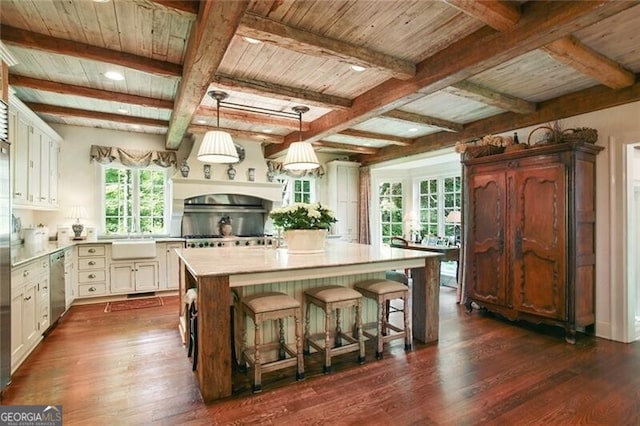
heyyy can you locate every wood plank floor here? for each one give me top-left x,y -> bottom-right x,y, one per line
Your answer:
2,287 -> 640,425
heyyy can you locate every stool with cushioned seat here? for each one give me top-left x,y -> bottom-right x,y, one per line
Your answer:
304,285 -> 365,373
354,278 -> 412,359
239,292 -> 305,393
184,288 -> 198,371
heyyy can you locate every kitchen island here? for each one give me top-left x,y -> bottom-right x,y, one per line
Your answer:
176,240 -> 442,403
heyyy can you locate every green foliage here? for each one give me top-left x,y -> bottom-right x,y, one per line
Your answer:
269,202 -> 337,230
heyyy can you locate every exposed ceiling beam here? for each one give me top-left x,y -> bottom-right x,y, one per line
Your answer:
312,141 -> 378,155
237,12 -> 415,80
150,0 -> 200,15
195,105 -> 308,131
165,0 -> 249,150
355,75 -> 640,165
338,129 -> 412,146
264,0 -> 635,159
443,0 -> 521,31
381,110 -> 464,132
25,102 -> 168,128
542,35 -> 636,90
188,124 -> 284,145
9,75 -> 173,110
213,73 -> 352,110
444,81 -> 537,114
0,25 -> 182,78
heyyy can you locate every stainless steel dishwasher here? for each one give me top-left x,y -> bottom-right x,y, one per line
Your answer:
49,251 -> 66,324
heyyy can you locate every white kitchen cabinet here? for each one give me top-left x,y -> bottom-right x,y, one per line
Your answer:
76,244 -> 108,298
9,95 -> 62,210
163,242 -> 183,290
11,257 -> 50,373
326,160 -> 360,242
109,261 -> 159,293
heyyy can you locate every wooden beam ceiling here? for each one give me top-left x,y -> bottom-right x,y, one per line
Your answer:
165,0 -> 249,150
355,75 -> 640,165
264,0 -> 636,160
312,141 -> 378,155
187,124 -> 284,145
212,73 -> 352,110
542,36 -> 636,90
237,12 -> 416,81
0,25 -> 182,78
25,102 -> 168,128
151,0 -> 200,15
444,81 -> 537,114
337,129 -> 413,146
9,75 -> 173,110
381,110 -> 464,132
195,104 -> 307,131
442,0 -> 521,31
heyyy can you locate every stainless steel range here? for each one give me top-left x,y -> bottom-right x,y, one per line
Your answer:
183,234 -> 275,248
181,194 -> 276,248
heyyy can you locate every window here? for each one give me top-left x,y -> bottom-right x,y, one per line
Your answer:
379,181 -> 403,245
103,166 -> 168,235
281,178 -> 314,206
417,175 -> 461,240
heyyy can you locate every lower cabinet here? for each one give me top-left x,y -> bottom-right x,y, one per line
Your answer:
109,261 -> 159,293
11,257 -> 50,373
163,242 -> 183,290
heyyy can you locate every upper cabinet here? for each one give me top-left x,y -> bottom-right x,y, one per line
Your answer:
326,160 -> 360,243
9,95 -> 62,210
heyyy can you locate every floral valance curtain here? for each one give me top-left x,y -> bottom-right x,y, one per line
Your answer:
90,145 -> 177,168
267,160 -> 325,178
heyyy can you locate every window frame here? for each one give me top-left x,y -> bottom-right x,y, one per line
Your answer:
280,176 -> 316,206
377,180 -> 404,246
414,173 -> 462,241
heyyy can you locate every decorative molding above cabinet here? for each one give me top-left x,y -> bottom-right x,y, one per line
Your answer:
9,94 -> 62,210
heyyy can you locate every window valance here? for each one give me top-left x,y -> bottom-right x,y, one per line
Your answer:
90,145 -> 177,168
267,160 -> 325,178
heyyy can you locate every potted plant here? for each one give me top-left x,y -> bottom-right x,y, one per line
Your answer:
269,203 -> 337,253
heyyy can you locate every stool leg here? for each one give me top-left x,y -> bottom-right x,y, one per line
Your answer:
356,301 -> 365,364
239,305 -> 247,373
323,307 -> 332,374
278,318 -> 286,360
192,309 -> 198,371
295,311 -> 305,381
403,295 -> 412,351
376,297 -> 384,360
335,308 -> 342,348
253,320 -> 262,393
304,300 -> 311,356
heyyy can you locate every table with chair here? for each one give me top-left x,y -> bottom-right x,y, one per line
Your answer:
176,240 -> 442,403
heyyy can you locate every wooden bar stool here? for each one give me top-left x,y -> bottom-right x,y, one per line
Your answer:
354,279 -> 412,359
240,292 -> 305,393
304,285 -> 365,373
184,288 -> 198,371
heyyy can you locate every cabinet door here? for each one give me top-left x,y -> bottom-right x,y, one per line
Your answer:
510,163 -> 567,320
165,243 -> 182,290
48,139 -> 59,206
38,276 -> 50,332
27,126 -> 41,204
11,288 -> 25,363
109,263 -> 135,293
465,169 -> 508,306
13,114 -> 29,203
38,134 -> 50,204
22,282 -> 39,349
135,262 -> 159,291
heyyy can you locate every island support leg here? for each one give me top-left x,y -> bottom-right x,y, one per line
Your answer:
196,275 -> 232,402
411,257 -> 441,343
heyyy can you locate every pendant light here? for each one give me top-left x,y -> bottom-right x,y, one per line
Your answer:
197,91 -> 239,164
283,106 -> 320,171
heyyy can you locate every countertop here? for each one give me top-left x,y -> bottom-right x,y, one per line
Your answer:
11,237 -> 185,267
177,240 -> 441,283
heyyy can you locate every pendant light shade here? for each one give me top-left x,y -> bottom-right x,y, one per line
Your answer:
283,106 -> 319,171
197,91 -> 239,164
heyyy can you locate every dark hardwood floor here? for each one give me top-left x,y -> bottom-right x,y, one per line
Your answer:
2,287 -> 640,425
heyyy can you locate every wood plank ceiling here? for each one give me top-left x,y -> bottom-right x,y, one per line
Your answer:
1,0 -> 639,166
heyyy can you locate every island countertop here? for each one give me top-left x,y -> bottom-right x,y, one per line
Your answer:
176,240 -> 441,284
176,240 -> 443,403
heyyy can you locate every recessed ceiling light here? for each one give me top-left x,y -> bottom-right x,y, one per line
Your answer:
408,127 -> 418,132
263,129 -> 273,133
196,119 -> 206,124
103,71 -> 124,81
350,65 -> 366,72
131,124 -> 141,129
117,108 -> 129,114
93,0 -> 111,3
243,37 -> 262,45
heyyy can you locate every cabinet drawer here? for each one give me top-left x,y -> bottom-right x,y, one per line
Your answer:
78,257 -> 106,270
78,270 -> 106,283
12,259 -> 49,289
78,283 -> 107,297
78,246 -> 105,257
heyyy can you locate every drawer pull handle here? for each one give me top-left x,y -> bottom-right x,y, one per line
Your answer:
88,274 -> 96,279
88,248 -> 96,253
88,261 -> 96,266
24,296 -> 31,301
23,271 -> 29,277
88,287 -> 96,292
